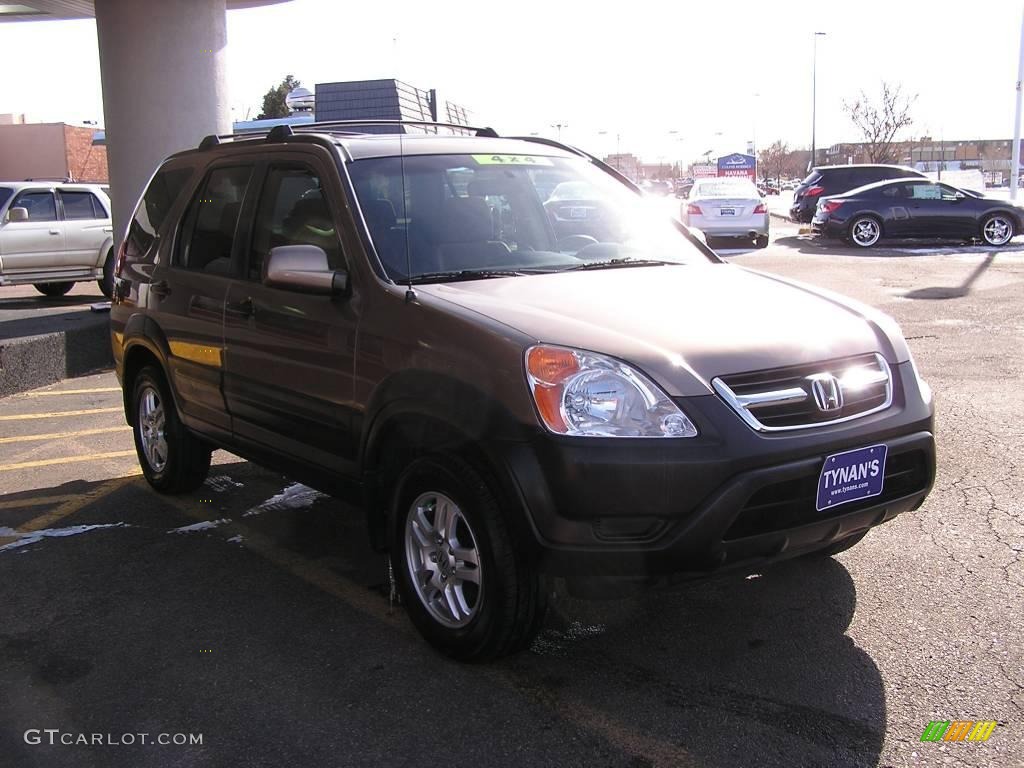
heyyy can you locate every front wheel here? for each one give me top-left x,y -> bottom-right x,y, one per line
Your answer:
848,216 -> 882,248
131,366 -> 211,493
33,281 -> 74,297
392,454 -> 546,661
980,214 -> 1014,247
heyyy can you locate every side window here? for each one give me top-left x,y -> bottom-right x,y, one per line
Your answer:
177,165 -> 252,273
908,183 -> 941,200
938,184 -> 960,201
247,165 -> 341,281
60,191 -> 104,220
10,191 -> 56,222
124,167 -> 192,265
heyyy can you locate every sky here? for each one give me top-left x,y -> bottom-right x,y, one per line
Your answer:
0,0 -> 1020,165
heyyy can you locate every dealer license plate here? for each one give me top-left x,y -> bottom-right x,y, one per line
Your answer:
816,444 -> 888,512
719,207 -> 736,216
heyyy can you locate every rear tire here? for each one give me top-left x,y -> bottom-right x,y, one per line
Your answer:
754,234 -> 769,249
97,248 -> 115,298
392,453 -> 546,661
33,281 -> 74,297
848,216 -> 882,248
131,365 -> 211,494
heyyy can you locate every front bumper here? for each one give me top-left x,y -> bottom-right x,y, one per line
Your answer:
498,361 -> 935,583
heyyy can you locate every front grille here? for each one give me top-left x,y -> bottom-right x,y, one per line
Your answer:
723,450 -> 929,540
713,353 -> 892,431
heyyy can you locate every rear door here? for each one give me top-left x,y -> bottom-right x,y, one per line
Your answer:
221,148 -> 359,473
146,162 -> 255,433
0,189 -> 65,272
58,189 -> 112,267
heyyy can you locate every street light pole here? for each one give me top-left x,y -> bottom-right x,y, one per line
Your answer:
811,31 -> 826,171
1011,5 -> 1024,200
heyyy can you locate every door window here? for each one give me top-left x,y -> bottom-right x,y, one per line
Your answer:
60,191 -> 105,220
10,191 -> 56,221
177,165 -> 252,274
907,183 -> 942,200
247,165 -> 342,281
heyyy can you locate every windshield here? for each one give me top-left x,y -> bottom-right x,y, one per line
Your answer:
692,181 -> 759,198
348,153 -> 709,283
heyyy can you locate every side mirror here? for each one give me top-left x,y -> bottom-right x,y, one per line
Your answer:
954,191 -> 966,201
8,206 -> 28,222
263,245 -> 348,295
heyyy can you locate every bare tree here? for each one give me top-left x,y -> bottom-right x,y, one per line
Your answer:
843,82 -> 917,163
757,140 -> 791,183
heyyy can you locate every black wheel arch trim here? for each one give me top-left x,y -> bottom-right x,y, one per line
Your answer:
120,315 -> 176,425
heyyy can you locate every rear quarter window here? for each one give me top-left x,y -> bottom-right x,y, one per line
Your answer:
124,166 -> 193,265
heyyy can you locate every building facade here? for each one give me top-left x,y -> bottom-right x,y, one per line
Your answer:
0,119 -> 108,183
314,79 -> 472,133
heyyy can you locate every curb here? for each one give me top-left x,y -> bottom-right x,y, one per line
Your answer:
0,314 -> 113,397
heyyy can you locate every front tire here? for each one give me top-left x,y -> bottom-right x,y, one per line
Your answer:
392,454 -> 546,661
131,366 -> 211,493
848,216 -> 882,248
980,214 -> 1014,247
33,281 -> 74,297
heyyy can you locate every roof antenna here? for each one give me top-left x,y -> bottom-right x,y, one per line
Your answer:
399,128 -> 415,302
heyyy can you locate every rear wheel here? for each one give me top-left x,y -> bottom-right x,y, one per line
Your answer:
131,366 -> 211,493
980,214 -> 1014,246
392,454 -> 546,661
848,216 -> 882,248
754,234 -> 769,249
97,248 -> 115,298
33,281 -> 74,297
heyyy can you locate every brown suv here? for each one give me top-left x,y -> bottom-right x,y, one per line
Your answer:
110,122 -> 936,660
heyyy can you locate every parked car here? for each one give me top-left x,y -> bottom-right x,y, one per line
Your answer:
111,122 -> 935,660
684,178 -> 769,248
812,178 -> 1024,248
0,181 -> 115,297
781,179 -> 799,191
641,179 -> 673,196
791,165 -> 926,223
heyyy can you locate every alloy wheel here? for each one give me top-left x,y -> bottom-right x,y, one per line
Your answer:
404,492 -> 482,628
137,385 -> 168,472
982,216 -> 1012,246
851,218 -> 881,247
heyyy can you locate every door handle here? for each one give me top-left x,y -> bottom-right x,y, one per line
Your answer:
151,280 -> 171,298
226,297 -> 255,318
48,229 -> 60,235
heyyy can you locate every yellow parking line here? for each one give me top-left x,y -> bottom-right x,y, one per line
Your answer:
0,427 -> 129,445
0,450 -> 137,472
0,494 -> 82,510
11,475 -> 137,534
23,387 -> 122,397
0,407 -> 122,421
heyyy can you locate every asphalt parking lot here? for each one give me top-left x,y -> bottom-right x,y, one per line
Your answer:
0,232 -> 1022,768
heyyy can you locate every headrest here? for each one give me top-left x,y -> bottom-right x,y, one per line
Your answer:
362,198 -> 397,230
438,197 -> 493,242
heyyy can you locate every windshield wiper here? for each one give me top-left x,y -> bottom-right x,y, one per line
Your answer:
406,269 -> 525,285
558,258 -> 677,272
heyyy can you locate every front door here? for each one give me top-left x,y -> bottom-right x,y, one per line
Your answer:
222,154 -> 358,473
903,182 -> 958,237
0,189 -> 65,273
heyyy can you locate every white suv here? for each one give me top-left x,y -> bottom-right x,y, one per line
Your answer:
0,180 -> 115,298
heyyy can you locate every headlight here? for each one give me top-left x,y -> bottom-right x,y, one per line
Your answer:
525,345 -> 698,438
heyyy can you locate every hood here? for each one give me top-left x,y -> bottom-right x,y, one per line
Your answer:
416,264 -> 900,397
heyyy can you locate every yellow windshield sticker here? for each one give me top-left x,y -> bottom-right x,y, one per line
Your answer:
471,154 -> 553,166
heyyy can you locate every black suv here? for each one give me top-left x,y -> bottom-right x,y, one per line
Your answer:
111,121 -> 935,660
790,164 -> 927,223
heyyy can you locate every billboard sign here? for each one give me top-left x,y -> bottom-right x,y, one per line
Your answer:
692,163 -> 717,178
717,153 -> 756,180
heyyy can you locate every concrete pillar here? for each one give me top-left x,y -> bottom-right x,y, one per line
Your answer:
94,0 -> 230,244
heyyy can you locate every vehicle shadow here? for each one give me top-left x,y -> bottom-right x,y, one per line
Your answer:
0,291 -> 106,310
505,557 -> 884,768
902,251 -> 998,300
774,234 -> 1024,259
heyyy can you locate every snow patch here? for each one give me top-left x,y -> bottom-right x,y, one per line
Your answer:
205,475 -> 244,492
0,523 -> 128,553
169,519 -> 229,534
242,483 -> 325,517
226,535 -> 244,545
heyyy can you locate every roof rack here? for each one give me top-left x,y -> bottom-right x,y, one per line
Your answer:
196,119 -> 499,150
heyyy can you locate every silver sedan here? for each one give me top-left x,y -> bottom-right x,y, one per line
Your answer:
682,178 -> 769,248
